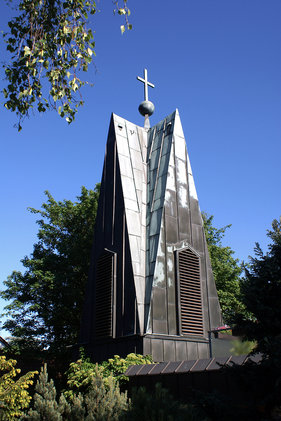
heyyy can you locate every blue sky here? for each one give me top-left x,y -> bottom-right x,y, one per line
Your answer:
1,0 -> 281,335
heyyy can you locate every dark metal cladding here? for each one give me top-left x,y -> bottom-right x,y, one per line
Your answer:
247,354 -> 263,364
79,110 -> 225,362
137,364 -> 157,375
127,365 -> 144,376
163,339 -> 176,361
190,358 -> 212,372
228,355 -> 248,366
162,361 -> 183,374
175,360 -> 197,373
148,362 -> 169,375
175,341 -> 187,361
207,357 -> 230,371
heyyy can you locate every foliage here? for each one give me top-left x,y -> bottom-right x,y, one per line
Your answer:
100,353 -> 153,384
123,383 -> 209,421
1,185 -> 100,354
229,217 -> 281,418
25,363 -> 128,420
64,355 -> 98,398
190,388 -> 257,421
0,356 -> 37,420
229,339 -> 256,356
202,212 -> 246,324
58,392 -> 85,421
24,364 -> 62,420
2,0 -> 132,130
65,352 -> 153,397
69,367 -> 128,420
234,217 -> 281,357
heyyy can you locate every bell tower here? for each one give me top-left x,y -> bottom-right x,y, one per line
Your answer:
80,70 -> 223,362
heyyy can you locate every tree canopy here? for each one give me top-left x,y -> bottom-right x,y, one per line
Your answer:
234,217 -> 281,358
202,212 -> 245,324
1,185 -> 100,353
2,0 -> 131,130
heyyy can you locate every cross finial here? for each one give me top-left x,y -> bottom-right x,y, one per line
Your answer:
137,68 -> 155,101
137,68 -> 155,128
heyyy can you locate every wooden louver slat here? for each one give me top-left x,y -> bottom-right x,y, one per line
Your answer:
178,248 -> 203,336
95,251 -> 114,338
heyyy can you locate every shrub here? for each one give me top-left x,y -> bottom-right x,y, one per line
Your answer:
229,339 -> 256,356
65,352 -> 153,396
24,362 -> 128,420
100,353 -> 153,384
123,383 -> 209,421
23,364 -> 62,420
61,365 -> 128,420
0,355 -> 37,420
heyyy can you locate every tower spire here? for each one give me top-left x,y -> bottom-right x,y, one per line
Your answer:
137,68 -> 155,128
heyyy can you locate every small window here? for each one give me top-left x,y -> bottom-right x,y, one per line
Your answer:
176,247 -> 203,336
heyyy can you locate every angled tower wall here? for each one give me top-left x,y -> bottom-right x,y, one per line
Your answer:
80,110 -> 223,362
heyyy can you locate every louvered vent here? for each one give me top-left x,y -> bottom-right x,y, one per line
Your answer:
95,251 -> 114,338
177,248 -> 203,336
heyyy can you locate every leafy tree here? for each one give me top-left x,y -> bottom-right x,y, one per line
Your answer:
202,212 -> 246,324
1,185 -> 100,354
0,356 -> 37,420
227,217 -> 281,418
2,0 -> 132,130
234,217 -> 281,357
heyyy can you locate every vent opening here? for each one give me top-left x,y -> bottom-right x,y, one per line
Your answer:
177,247 -> 203,336
95,250 -> 115,338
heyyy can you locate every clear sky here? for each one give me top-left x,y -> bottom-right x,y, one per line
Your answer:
1,0 -> 281,335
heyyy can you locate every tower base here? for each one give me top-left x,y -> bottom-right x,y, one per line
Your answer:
81,334 -> 212,362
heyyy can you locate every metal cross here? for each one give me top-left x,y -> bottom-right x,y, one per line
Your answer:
137,68 -> 155,101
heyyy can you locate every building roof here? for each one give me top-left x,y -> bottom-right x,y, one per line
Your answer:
125,354 -> 263,376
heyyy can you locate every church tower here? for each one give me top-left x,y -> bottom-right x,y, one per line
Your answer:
80,70 -> 223,362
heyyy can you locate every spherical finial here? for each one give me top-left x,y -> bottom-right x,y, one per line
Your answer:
138,100 -> 155,117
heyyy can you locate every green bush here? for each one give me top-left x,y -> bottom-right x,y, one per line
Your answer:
65,352 -> 153,396
100,353 -> 153,384
23,364 -> 62,420
61,365 -> 128,420
24,363 -> 128,420
0,355 -> 37,420
123,383 -> 209,421
229,339 -> 256,356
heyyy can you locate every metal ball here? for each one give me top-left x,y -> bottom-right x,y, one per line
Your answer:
138,100 -> 155,117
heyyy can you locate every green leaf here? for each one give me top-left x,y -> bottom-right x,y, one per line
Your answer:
23,46 -> 31,56
3,0 -> 132,128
